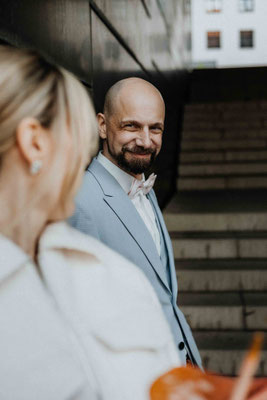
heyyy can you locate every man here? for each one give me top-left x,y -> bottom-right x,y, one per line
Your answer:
69,77 -> 202,367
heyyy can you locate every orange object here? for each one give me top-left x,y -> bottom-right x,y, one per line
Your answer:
230,333 -> 264,400
150,367 -> 267,400
150,366 -> 234,400
151,333 -> 267,400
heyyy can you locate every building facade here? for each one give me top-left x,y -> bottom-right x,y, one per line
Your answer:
192,0 -> 267,68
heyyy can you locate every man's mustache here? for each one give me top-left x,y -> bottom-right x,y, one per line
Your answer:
122,145 -> 155,155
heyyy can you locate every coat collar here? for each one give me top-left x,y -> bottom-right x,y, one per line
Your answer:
39,221 -> 100,261
88,158 -> 171,293
96,152 -> 134,194
87,158 -> 122,197
0,234 -> 31,283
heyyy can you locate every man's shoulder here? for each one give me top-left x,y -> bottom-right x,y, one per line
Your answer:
74,158 -> 122,213
75,169 -> 102,205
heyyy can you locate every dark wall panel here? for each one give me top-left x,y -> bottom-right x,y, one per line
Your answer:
91,7 -> 146,112
92,0 -> 152,71
0,0 -> 191,207
92,0 -> 191,75
0,0 -> 92,84
152,70 -> 189,207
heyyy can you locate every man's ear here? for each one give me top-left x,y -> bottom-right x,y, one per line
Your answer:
16,117 -> 50,168
97,113 -> 107,140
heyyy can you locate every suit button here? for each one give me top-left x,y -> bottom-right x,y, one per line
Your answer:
178,341 -> 185,350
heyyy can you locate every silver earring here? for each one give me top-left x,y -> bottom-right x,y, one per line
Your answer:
30,160 -> 42,175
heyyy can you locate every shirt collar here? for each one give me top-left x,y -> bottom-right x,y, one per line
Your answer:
97,151 -> 144,194
0,234 -> 31,283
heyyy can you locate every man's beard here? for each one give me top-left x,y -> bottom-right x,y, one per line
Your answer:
108,143 -> 157,174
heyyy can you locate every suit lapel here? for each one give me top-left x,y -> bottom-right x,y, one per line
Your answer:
89,159 -> 171,293
147,190 -> 178,296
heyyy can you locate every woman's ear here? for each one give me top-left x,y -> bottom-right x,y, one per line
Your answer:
97,113 -> 107,140
16,117 -> 51,169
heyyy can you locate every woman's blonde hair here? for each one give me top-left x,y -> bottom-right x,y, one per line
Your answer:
0,45 -> 98,203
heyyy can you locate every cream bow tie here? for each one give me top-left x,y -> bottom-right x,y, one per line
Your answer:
128,173 -> 157,200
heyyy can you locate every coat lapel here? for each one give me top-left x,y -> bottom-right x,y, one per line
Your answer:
89,159 -> 171,293
147,190 -> 178,297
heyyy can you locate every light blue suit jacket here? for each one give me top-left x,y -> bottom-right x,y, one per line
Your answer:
69,158 -> 202,367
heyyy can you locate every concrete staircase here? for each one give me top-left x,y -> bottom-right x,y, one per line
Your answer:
179,101 -> 267,191
164,100 -> 267,376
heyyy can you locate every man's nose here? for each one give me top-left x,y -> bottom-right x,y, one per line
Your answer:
135,128 -> 152,148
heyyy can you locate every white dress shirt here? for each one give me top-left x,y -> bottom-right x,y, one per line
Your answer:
97,152 -> 161,255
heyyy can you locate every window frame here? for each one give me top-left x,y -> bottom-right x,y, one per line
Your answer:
207,31 -> 221,49
205,0 -> 223,14
240,30 -> 254,48
238,0 -> 254,13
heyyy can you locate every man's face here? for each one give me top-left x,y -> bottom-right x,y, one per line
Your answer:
100,84 -> 165,177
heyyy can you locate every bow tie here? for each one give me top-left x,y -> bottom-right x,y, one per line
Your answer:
128,173 -> 157,200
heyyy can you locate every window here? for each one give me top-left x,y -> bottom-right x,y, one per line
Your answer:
207,31 -> 221,48
205,0 -> 222,13
240,30 -> 254,47
239,0 -> 254,12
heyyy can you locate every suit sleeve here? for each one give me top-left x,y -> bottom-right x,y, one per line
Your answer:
68,206 -> 100,240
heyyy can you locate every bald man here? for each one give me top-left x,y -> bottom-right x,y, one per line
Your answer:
69,78 -> 202,368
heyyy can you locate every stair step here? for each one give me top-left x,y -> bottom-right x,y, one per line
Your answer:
179,292 -> 243,330
165,190 -> 267,214
183,112 -> 267,123
245,293 -> 267,330
181,139 -> 266,151
182,129 -> 267,141
178,292 -> 267,330
200,349 -> 267,376
177,175 -> 267,190
183,130 -> 222,140
179,291 -> 267,307
172,232 -> 267,260
180,150 -> 267,163
176,261 -> 267,291
185,101 -> 267,112
175,258 -> 267,291
172,237 -> 267,259
193,331 -> 267,376
181,159 -> 267,167
175,258 -> 267,270
179,163 -> 267,177
183,120 -> 263,130
195,331 -> 267,350
170,231 -> 267,239
164,212 -> 267,232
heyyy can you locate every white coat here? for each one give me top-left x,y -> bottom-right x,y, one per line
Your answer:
0,222 -> 181,400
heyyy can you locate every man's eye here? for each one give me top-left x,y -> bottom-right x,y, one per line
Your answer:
151,127 -> 163,133
125,123 -> 135,128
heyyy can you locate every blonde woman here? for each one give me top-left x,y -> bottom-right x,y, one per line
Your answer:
0,45 -> 180,400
